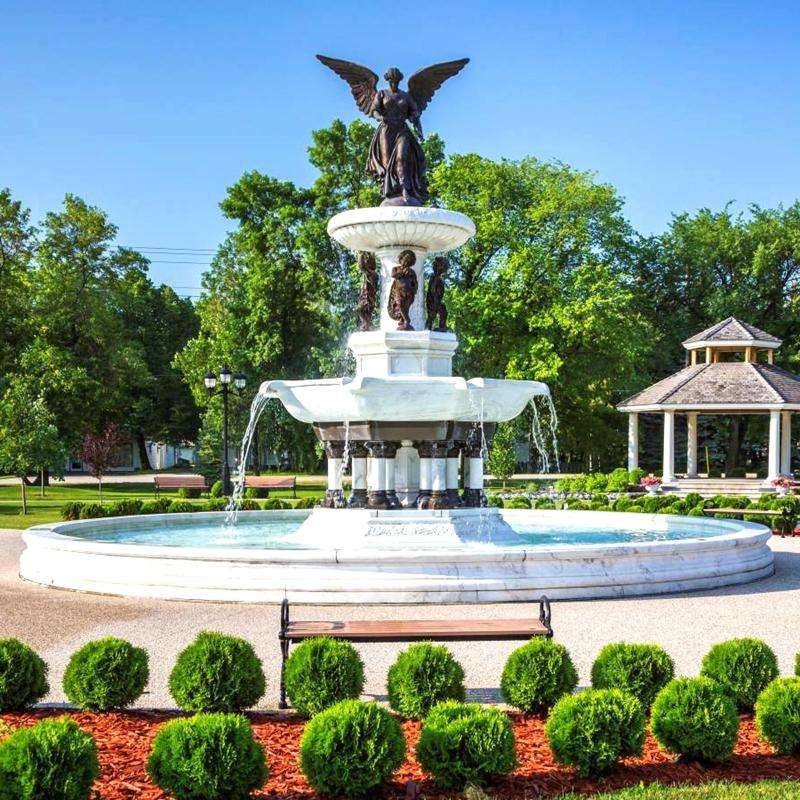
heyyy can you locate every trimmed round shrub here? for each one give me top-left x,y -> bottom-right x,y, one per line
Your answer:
147,712 -> 267,800
296,496 -> 320,509
205,497 -> 228,511
178,486 -> 202,499
140,498 -> 171,514
0,716 -> 99,800
284,636 -> 364,717
60,501 -> 84,521
299,699 -> 405,798
500,638 -> 578,713
245,486 -> 269,499
167,499 -> 197,513
0,639 -> 48,711
651,677 -> 739,762
209,480 -> 224,498
262,497 -> 289,510
108,499 -> 143,516
63,637 -> 148,711
416,701 -> 516,789
591,642 -> 675,709
487,494 -> 504,508
700,638 -> 778,710
387,643 -> 465,719
78,503 -> 106,519
545,688 -> 644,777
239,498 -> 260,511
755,677 -> 800,754
169,631 -> 265,712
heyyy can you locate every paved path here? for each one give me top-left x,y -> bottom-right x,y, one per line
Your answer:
2,529 -> 799,710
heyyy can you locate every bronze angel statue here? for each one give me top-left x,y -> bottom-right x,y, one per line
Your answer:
316,55 -> 469,206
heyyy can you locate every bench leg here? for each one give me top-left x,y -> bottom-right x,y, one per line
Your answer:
539,595 -> 553,637
278,598 -> 289,709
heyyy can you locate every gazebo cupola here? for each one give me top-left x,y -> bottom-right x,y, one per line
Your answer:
618,318 -> 800,486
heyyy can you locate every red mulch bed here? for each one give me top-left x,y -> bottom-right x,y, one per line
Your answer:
3,709 -> 800,799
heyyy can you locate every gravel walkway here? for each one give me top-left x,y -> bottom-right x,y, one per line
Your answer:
2,529 -> 799,709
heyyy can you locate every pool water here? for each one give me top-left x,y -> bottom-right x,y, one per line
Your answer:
63,514 -> 731,549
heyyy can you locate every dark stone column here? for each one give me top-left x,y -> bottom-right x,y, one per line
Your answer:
428,441 -> 451,509
446,441 -> 464,508
323,441 -> 346,508
347,442 -> 369,508
416,441 -> 434,509
461,427 -> 486,508
366,441 -> 390,509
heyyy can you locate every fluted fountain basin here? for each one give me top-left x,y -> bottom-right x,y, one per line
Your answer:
259,376 -> 549,424
19,510 -> 773,603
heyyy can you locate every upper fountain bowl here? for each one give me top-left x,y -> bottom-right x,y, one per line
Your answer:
328,206 -> 475,253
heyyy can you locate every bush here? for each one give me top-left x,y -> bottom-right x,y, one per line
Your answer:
205,497 -> 228,511
591,643 -> 674,709
209,480 -> 224,498
62,637 -> 148,711
262,497 -> 289,510
416,701 -> 516,789
178,486 -> 203,499
245,486 -> 269,499
684,492 -> 703,509
755,677 -> 800,754
147,713 -> 267,800
500,638 -> 578,713
167,499 -> 197,514
61,501 -> 84,521
296,496 -> 320,509
505,495 -> 531,509
284,636 -> 364,716
545,688 -> 644,777
606,467 -> 632,492
78,502 -> 106,519
533,498 -> 556,509
0,639 -> 48,711
0,716 -> 99,800
387,643 -> 465,719
107,499 -> 143,516
700,638 -> 779,710
487,494 -> 504,508
140,498 -> 171,514
239,498 -> 260,511
299,699 -> 405,798
169,632 -> 265,712
650,677 -> 739,762
612,496 -> 633,512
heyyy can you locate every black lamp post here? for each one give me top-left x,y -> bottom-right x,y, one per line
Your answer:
204,366 -> 247,494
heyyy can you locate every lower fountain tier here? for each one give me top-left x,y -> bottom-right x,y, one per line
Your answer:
260,375 -> 549,423
294,507 -> 518,548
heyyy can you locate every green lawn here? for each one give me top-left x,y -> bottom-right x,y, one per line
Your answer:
560,782 -> 800,799
0,477 -> 326,529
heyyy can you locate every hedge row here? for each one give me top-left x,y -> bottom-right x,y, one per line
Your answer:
60,496 -> 318,520
2,635 -> 799,798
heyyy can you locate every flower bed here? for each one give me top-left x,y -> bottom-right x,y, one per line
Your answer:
3,709 -> 800,799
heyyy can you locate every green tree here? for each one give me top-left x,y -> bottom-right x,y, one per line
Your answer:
0,383 -> 66,513
487,423 -> 517,487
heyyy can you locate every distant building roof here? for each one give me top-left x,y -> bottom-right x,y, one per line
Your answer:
618,362 -> 800,411
682,317 -> 782,349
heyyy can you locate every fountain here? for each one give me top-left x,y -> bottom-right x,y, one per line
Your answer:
17,54 -> 774,603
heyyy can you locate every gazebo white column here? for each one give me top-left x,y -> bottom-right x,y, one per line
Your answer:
627,413 -> 639,472
662,411 -> 675,484
767,410 -> 781,482
781,410 -> 792,476
686,412 -> 698,478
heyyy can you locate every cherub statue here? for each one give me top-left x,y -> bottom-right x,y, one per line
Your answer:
316,55 -> 469,206
388,250 -> 418,331
356,252 -> 378,331
426,256 -> 449,331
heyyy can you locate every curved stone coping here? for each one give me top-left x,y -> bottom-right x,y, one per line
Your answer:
19,510 -> 774,603
327,207 -> 475,253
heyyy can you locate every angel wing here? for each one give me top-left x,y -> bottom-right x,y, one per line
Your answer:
316,55 -> 379,116
407,58 -> 469,114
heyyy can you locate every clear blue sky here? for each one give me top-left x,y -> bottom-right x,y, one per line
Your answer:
3,0 -> 799,296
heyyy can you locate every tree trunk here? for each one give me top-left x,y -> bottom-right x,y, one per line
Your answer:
40,469 -> 45,498
252,426 -> 261,476
98,478 -> 103,503
136,431 -> 153,471
19,476 -> 27,515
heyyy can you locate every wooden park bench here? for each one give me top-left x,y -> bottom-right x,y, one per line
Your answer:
244,475 -> 297,498
152,474 -> 206,497
703,506 -> 798,536
277,596 -> 553,709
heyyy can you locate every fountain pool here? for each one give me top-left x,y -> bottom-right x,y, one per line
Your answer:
20,510 -> 773,603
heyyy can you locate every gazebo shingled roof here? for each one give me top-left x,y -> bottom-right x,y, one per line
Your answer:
682,316 -> 781,347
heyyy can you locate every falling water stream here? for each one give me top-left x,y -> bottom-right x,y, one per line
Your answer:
528,394 -> 561,474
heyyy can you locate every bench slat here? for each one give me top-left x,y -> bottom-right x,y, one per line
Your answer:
245,477 -> 296,488
285,619 -> 548,641
153,476 -> 205,487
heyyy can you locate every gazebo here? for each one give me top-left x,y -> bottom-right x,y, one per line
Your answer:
617,317 -> 800,485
